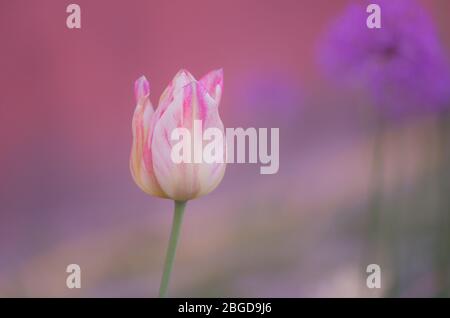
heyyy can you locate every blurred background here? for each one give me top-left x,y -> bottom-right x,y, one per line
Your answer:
1,0 -> 450,297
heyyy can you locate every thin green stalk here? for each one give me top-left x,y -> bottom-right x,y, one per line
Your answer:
368,125 -> 384,254
435,114 -> 450,297
366,117 -> 385,262
159,200 -> 187,298
362,116 -> 385,297
385,126 -> 409,297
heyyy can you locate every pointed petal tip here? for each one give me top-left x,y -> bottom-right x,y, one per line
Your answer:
199,68 -> 224,102
204,68 -> 224,82
174,69 -> 196,82
216,68 -> 224,84
134,75 -> 150,102
211,68 -> 224,85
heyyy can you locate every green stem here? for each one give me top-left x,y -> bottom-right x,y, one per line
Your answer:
366,117 -> 385,264
435,114 -> 450,296
159,200 -> 187,298
386,127 -> 408,298
362,116 -> 385,297
368,124 -> 384,253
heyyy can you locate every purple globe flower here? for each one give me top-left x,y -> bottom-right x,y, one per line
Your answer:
317,0 -> 450,119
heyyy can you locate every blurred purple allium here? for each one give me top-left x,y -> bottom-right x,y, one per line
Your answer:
317,0 -> 450,119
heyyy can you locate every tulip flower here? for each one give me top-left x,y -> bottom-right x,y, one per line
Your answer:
130,69 -> 226,297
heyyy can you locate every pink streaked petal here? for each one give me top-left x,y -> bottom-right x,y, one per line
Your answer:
195,81 -> 219,123
172,69 -> 197,90
195,90 -> 226,197
199,68 -> 223,103
151,81 -> 225,201
151,83 -> 197,200
158,69 -> 196,111
130,96 -> 167,198
134,76 -> 150,103
195,107 -> 227,197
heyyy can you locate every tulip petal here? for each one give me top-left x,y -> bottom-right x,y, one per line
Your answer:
151,81 -> 226,201
199,69 -> 223,103
130,77 -> 167,198
134,75 -> 150,103
139,70 -> 195,192
158,69 -> 197,112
